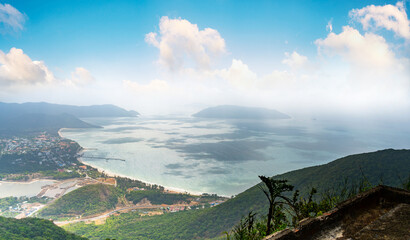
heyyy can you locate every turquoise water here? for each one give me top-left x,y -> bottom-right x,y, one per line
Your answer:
61,116 -> 409,196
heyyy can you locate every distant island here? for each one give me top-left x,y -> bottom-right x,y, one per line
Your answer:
0,102 -> 139,135
192,105 -> 290,119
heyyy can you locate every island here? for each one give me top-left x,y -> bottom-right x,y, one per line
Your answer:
192,105 -> 290,119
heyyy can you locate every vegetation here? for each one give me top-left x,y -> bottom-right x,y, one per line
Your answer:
224,177 -> 388,240
40,170 -> 82,180
64,149 -> 410,239
257,177 -> 293,235
39,184 -> 120,219
116,177 -> 164,191
126,190 -> 191,205
0,216 -> 86,240
0,153 -> 60,174
0,196 -> 51,213
225,167 -> 410,239
64,209 -> 218,240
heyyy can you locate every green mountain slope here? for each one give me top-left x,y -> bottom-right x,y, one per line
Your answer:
39,184 -> 120,219
64,149 -> 410,239
0,216 -> 86,240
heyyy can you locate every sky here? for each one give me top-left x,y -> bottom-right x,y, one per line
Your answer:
0,0 -> 409,120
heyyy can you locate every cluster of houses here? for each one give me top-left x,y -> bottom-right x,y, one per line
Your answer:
0,133 -> 80,169
1,134 -> 58,154
1,201 -> 46,219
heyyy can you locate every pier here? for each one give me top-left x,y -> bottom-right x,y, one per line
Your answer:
81,156 -> 126,162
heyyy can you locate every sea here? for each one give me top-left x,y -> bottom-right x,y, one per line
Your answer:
60,116 -> 409,196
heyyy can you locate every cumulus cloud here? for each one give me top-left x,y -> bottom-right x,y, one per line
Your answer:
0,48 -> 54,86
0,48 -> 96,89
314,24 -> 410,114
146,16 -> 226,71
215,59 -> 297,91
216,59 -> 257,89
123,79 -> 171,93
282,51 -> 309,69
350,1 -> 410,39
66,67 -> 95,86
0,3 -> 26,34
315,26 -> 400,70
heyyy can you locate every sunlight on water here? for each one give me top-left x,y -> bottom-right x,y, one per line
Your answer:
61,117 -> 409,196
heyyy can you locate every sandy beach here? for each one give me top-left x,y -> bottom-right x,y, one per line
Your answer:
59,128 -> 199,195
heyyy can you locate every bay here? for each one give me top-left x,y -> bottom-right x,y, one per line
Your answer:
61,116 -> 409,196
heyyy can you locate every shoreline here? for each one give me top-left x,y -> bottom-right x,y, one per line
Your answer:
59,128 -> 202,196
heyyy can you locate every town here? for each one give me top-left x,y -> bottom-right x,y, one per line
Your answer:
0,132 -> 81,174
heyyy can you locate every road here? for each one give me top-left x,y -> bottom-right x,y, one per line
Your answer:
54,204 -> 190,226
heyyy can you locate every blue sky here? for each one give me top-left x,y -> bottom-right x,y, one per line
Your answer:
3,0 -> 403,73
0,0 -> 409,118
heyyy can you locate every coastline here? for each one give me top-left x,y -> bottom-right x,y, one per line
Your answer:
57,128 -> 68,138
59,128 -> 200,195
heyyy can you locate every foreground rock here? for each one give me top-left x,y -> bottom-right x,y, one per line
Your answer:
264,185 -> 410,240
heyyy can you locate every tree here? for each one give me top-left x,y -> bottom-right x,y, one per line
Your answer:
257,176 -> 294,235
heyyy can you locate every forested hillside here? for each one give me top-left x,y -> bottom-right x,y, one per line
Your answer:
39,184 -> 120,219
0,216 -> 86,240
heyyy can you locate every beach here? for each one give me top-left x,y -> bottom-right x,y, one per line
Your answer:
59,128 -> 199,195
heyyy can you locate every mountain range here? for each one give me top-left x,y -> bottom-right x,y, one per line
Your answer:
0,102 -> 138,135
0,102 -> 139,118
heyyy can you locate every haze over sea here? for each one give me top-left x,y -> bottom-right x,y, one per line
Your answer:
61,116 -> 409,196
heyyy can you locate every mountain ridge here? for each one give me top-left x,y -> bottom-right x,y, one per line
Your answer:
0,102 -> 139,118
0,102 -> 138,135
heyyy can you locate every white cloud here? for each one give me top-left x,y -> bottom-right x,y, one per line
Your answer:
326,19 -> 333,32
0,3 -> 26,34
315,26 -> 399,70
215,59 -> 257,89
262,70 -> 295,87
314,24 -> 410,115
123,79 -> 171,93
215,59 -> 297,91
0,48 -> 54,86
66,67 -> 95,86
0,48 -> 96,89
350,1 -> 410,39
282,51 -> 309,69
145,16 -> 226,71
